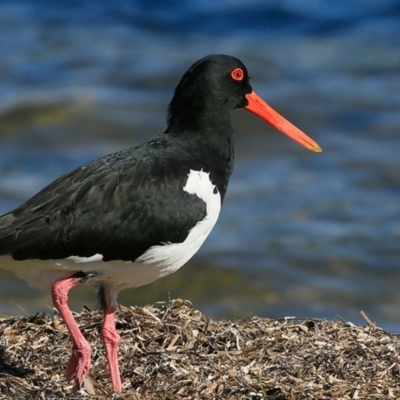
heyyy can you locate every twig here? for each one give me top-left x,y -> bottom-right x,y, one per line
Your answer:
360,310 -> 376,328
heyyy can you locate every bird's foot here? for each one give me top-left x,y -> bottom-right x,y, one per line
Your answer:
66,340 -> 92,391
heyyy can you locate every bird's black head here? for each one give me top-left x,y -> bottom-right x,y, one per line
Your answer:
165,54 -> 322,153
166,54 -> 253,133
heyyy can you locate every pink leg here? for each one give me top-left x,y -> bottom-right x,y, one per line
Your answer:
51,275 -> 92,391
101,305 -> 122,393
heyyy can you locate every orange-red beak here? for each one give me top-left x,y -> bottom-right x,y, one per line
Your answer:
244,91 -> 322,153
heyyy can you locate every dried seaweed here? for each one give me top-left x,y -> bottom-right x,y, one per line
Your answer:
0,299 -> 399,399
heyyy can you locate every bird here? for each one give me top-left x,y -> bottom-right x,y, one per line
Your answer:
0,54 -> 321,393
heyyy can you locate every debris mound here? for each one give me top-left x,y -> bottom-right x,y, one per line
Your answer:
0,299 -> 399,399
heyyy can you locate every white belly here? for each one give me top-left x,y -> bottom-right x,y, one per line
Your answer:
0,169 -> 221,291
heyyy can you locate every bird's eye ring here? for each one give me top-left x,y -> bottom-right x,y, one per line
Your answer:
231,68 -> 244,81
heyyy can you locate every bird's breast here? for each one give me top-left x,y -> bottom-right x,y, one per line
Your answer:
135,168 -> 221,274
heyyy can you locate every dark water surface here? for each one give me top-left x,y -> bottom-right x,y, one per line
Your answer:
0,1 -> 399,331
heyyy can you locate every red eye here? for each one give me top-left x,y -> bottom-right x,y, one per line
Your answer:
231,68 -> 244,81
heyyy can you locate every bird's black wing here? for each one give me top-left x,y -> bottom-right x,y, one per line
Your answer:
0,137 -> 209,261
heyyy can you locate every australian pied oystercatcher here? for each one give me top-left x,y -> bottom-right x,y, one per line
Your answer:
0,54 -> 321,393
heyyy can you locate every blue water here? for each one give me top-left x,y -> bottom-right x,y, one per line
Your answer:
0,0 -> 399,331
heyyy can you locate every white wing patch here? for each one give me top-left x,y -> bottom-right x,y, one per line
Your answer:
1,169 -> 222,291
136,169 -> 221,275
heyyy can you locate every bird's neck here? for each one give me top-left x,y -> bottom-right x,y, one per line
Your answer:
165,105 -> 234,157
165,110 -> 235,202
166,98 -> 231,128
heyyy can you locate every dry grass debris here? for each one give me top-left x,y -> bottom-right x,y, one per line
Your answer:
0,299 -> 399,399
